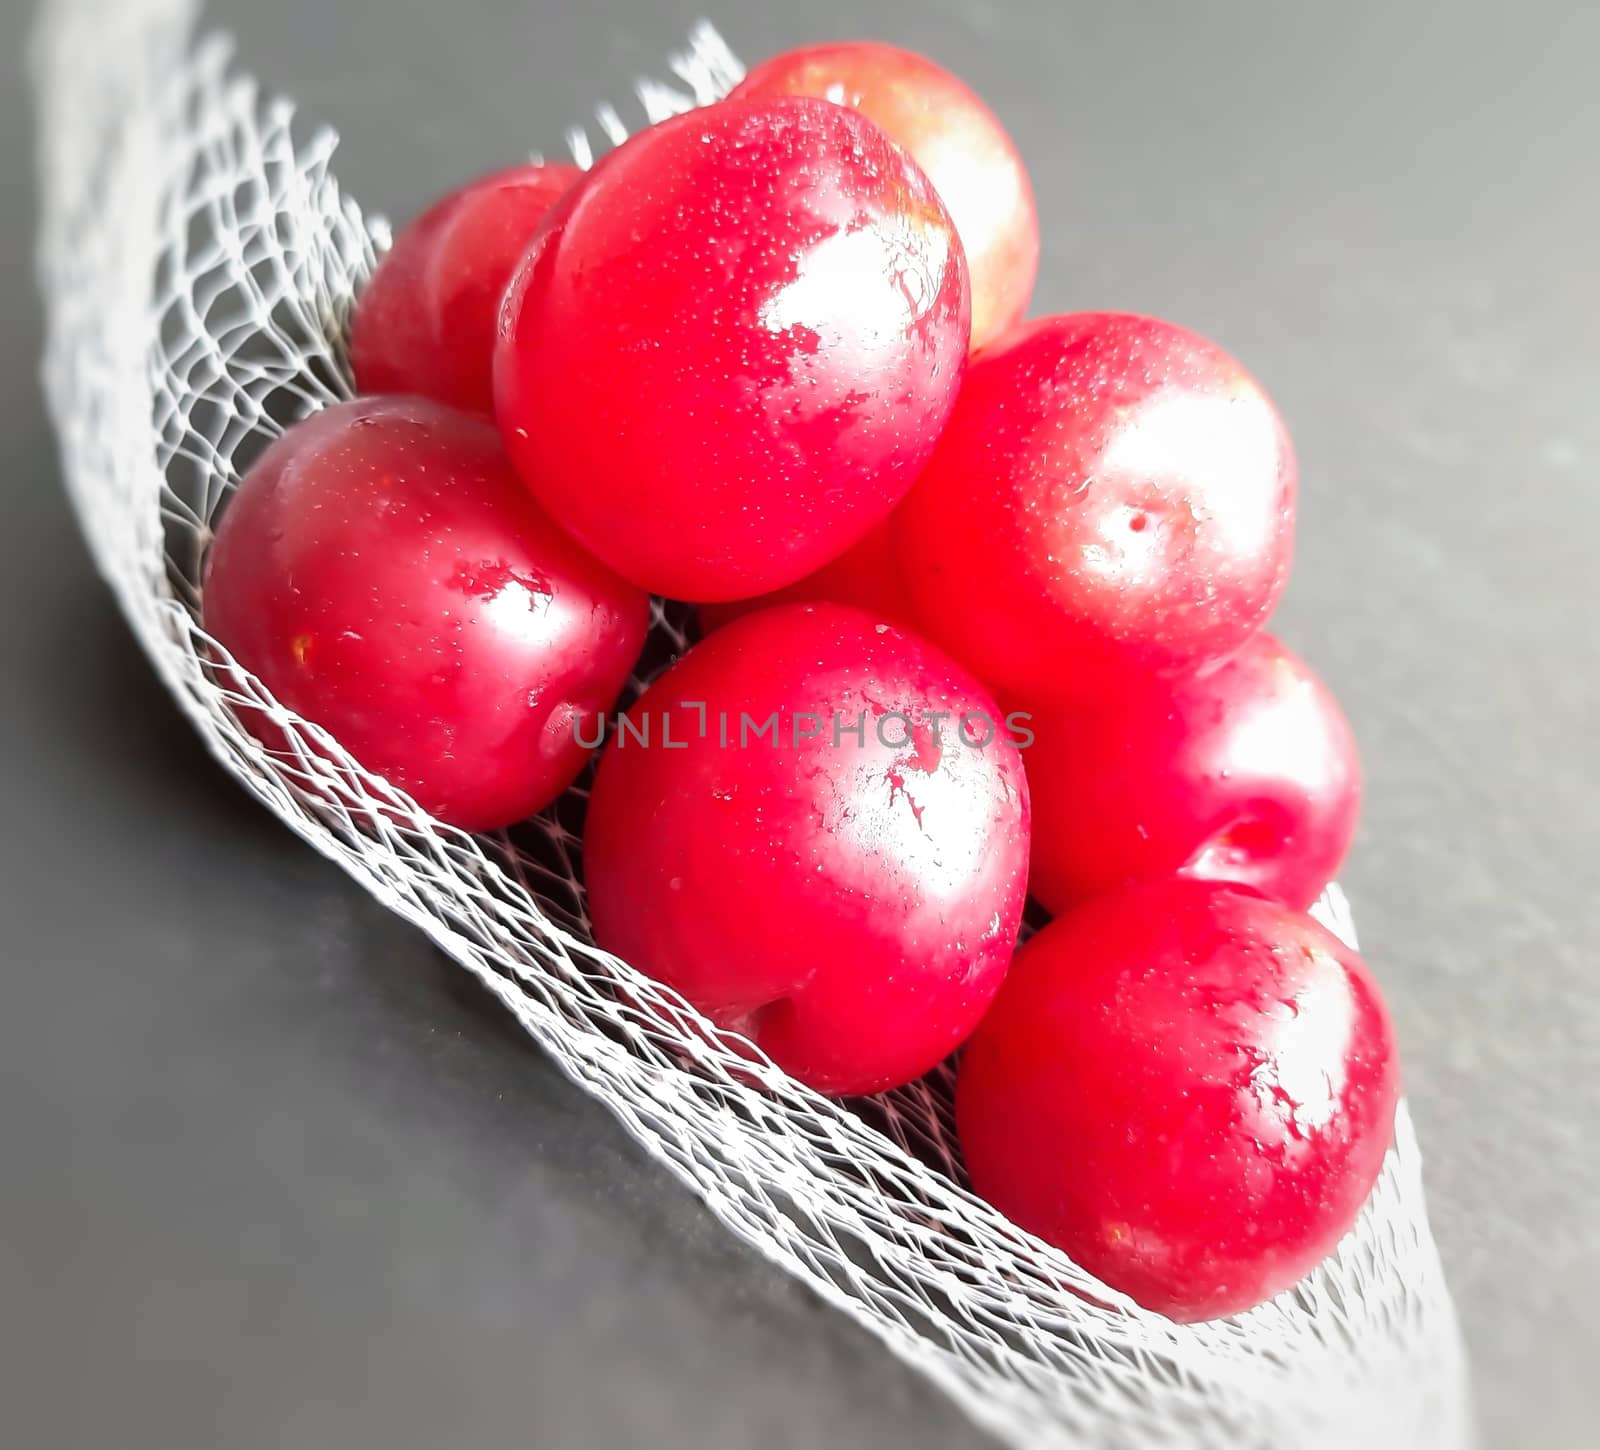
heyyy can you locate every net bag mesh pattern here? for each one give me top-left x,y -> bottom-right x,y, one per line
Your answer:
31,2 -> 1472,1445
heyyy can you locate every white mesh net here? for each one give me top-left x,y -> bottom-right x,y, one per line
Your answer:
31,2 -> 1473,1445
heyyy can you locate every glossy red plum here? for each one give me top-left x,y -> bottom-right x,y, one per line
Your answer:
733,40 -> 1038,350
896,313 -> 1297,700
495,97 -> 971,601
349,163 -> 582,413
1025,633 -> 1360,913
203,397 -> 649,831
582,604 -> 1030,1096
957,880 -> 1399,1322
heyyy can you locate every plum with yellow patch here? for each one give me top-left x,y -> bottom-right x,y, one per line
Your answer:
733,40 -> 1038,350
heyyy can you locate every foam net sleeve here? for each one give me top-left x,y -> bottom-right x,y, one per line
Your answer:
31,2 -> 1473,1445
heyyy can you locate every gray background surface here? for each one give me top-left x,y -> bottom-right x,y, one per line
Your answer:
2,1 -> 1596,1446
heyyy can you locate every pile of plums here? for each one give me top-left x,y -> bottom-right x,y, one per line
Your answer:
204,40 -> 1399,1323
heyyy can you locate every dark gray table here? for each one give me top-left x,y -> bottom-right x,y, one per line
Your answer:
3,2 -> 1595,1446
